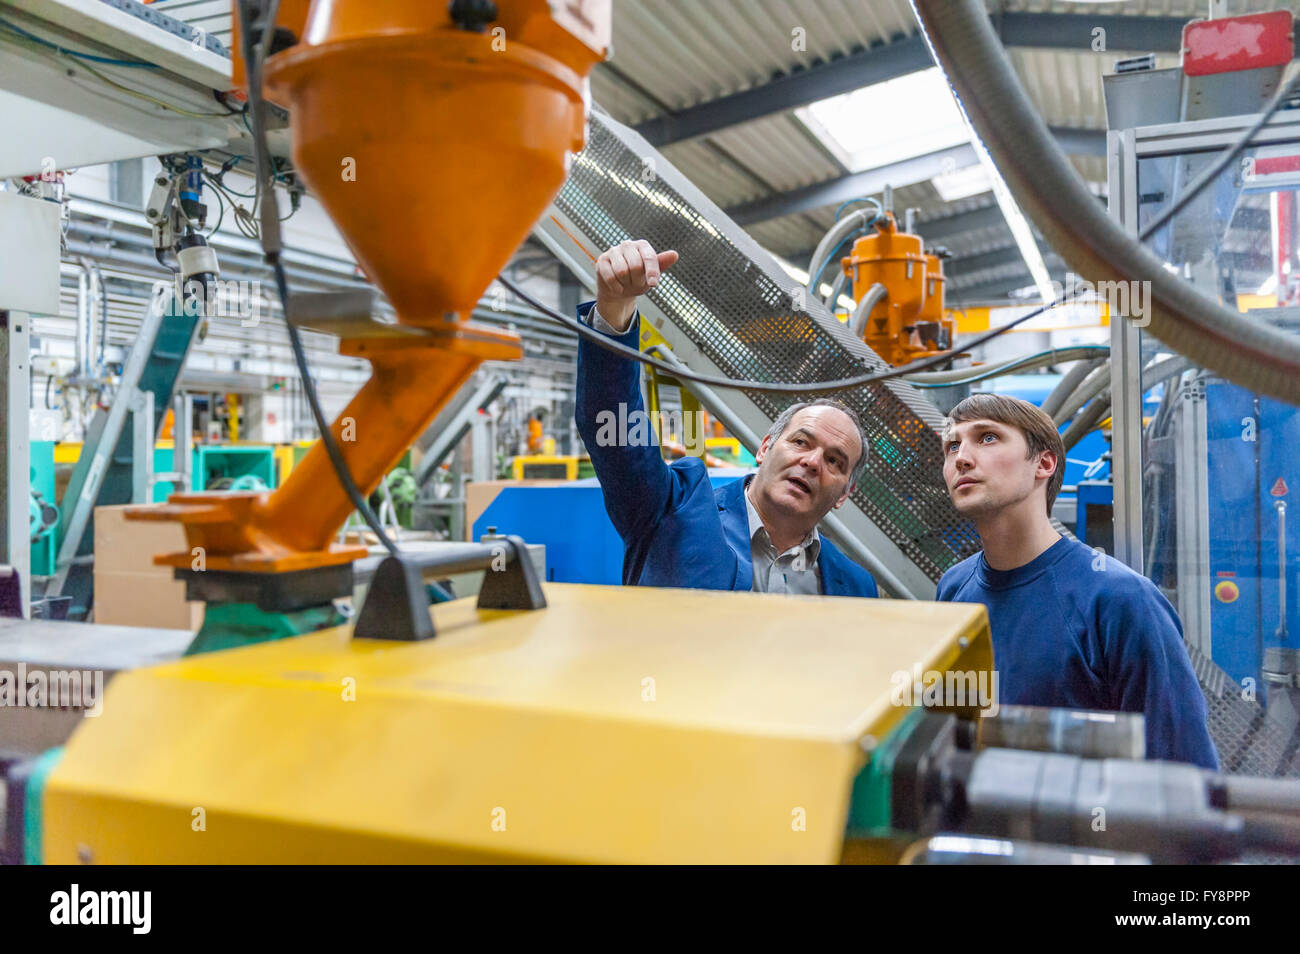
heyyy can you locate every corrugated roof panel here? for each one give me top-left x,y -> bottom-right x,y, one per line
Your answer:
747,215 -> 832,263
598,0 -> 921,120
709,114 -> 843,191
949,261 -> 1038,296
591,70 -> 661,124
941,223 -> 1016,259
659,139 -> 767,208
1006,48 -> 1181,132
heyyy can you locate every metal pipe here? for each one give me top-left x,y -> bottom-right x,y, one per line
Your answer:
86,259 -> 107,373
1277,500 -> 1288,641
848,283 -> 888,338
977,706 -> 1145,759
68,196 -> 368,281
74,262 -> 88,377
1214,773 -> 1300,817
67,222 -> 368,291
69,229 -> 577,348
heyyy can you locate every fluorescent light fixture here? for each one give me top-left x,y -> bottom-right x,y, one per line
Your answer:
796,68 -> 970,172
930,163 -> 992,201
1257,273 -> 1278,295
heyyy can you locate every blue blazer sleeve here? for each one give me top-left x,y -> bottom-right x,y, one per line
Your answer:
573,301 -> 675,547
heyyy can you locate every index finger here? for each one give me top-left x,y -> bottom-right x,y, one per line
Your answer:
635,240 -> 661,285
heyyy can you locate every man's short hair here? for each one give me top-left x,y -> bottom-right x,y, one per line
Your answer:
763,399 -> 869,486
944,393 -> 1065,515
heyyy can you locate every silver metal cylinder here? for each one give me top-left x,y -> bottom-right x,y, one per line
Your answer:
978,705 -> 1145,759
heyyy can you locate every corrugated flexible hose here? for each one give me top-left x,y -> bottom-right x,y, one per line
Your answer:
912,0 -> 1300,405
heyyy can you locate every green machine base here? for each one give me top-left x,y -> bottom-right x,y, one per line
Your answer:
186,603 -> 346,656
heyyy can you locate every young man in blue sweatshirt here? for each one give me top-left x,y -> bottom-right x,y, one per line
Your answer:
936,393 -> 1219,768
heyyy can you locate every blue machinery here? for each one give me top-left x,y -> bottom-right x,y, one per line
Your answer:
485,86 -> 1300,775
1105,86 -> 1300,754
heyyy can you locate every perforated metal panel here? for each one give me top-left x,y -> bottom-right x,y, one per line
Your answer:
1187,642 -> 1300,778
541,111 -> 1300,775
543,112 -> 980,595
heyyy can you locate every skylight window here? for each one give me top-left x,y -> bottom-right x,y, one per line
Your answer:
930,163 -> 992,202
795,68 -> 970,172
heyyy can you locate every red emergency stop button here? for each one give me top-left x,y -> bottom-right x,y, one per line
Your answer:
1215,580 -> 1240,603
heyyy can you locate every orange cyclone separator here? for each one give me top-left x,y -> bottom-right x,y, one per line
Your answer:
844,212 -> 952,367
128,0 -> 607,574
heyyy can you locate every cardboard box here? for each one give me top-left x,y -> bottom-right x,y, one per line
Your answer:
93,505 -> 203,629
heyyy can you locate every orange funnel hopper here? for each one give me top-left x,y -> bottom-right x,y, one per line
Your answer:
127,2 -> 608,577
264,2 -> 605,322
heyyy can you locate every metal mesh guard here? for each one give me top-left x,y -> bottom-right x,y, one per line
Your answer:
1188,642 -> 1300,778
555,112 -> 981,581
550,112 -> 1299,776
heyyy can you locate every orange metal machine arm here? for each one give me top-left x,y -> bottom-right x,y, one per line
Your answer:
129,1 -> 610,577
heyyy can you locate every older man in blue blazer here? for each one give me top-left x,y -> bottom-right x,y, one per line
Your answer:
574,239 -> 879,598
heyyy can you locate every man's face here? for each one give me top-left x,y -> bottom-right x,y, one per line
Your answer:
942,418 -> 1054,518
752,406 -> 860,525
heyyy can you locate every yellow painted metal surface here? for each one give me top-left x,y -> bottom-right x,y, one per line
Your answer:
511,455 -> 580,479
43,584 -> 990,863
55,441 -> 175,464
272,443 -> 295,484
950,301 -> 1110,334
53,443 -> 81,464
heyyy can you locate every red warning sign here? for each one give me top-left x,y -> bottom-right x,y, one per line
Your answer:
1271,477 -> 1289,497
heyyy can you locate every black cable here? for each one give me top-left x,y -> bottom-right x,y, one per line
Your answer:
1139,67 -> 1300,242
272,259 -> 400,558
237,0 -> 400,559
496,273 -> 1081,394
516,56 -> 1300,397
206,180 -> 226,237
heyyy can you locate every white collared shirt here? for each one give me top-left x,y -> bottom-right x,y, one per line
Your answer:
743,476 -> 822,595
587,306 -> 823,594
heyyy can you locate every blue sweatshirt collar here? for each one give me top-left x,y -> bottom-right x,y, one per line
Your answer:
976,534 -> 1071,590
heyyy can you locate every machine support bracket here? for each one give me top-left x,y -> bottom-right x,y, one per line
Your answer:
353,535 -> 545,641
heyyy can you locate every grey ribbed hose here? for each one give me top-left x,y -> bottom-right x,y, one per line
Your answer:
806,210 -> 873,297
905,346 -> 1107,385
1061,396 -> 1112,451
1059,354 -> 1190,448
912,0 -> 1300,405
823,270 -> 848,308
1042,357 -> 1107,418
848,283 -> 889,338
1053,365 -> 1111,427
